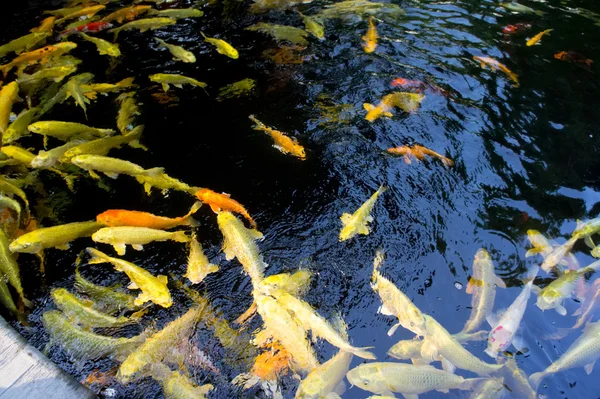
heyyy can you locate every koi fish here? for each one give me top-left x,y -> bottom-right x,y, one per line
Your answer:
86,247 -> 172,308
77,32 -> 121,57
185,234 -> 219,284
57,21 -> 113,39
296,349 -> 352,398
0,32 -> 48,58
249,114 -> 306,160
154,37 -> 196,63
362,16 -> 378,53
28,121 -> 115,141
101,5 -> 152,24
9,221 -> 102,253
149,73 -> 207,92
390,78 -> 425,88
387,144 -> 454,167
364,92 -> 425,122
91,226 -> 189,255
62,126 -> 144,159
55,5 -> 106,25
388,330 -> 488,363
16,65 -> 78,84
340,185 -> 385,241
485,266 -> 539,359
554,51 -> 593,69
201,32 -> 239,59
500,2 -> 544,15
74,266 -> 137,313
147,8 -> 204,19
540,235 -> 578,272
502,22 -> 531,34
297,11 -> 325,40
108,18 -> 176,41
0,42 -> 78,78
548,279 -> 600,340
0,81 -> 19,134
197,188 -> 256,228
31,140 -> 87,169
116,92 -> 140,134
0,230 -> 33,307
473,55 -> 519,87
97,201 -> 201,229
526,29 -> 552,46
135,172 -> 196,196
71,154 -> 164,180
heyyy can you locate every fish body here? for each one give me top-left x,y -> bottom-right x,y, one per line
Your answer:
346,362 -> 485,397
55,5 -> 105,25
65,72 -> 93,116
0,176 -> 29,209
537,260 -> 600,315
17,65 -> 77,84
154,37 -> 196,63
573,218 -> 600,239
254,293 -> 319,374
118,306 -> 203,382
541,235 -> 578,272
364,92 -> 424,121
362,16 -> 378,53
86,247 -> 172,308
28,121 -> 114,141
30,17 -> 54,34
3,107 -> 40,144
526,29 -> 552,46
78,77 -> 136,99
217,211 -> 265,287
58,21 -> 113,38
135,172 -> 195,195
473,55 -> 519,87
108,18 -> 177,40
43,310 -> 145,361
149,73 -> 207,92
498,357 -> 536,399
97,202 -> 200,230
555,51 -> 593,68
500,2 -> 544,15
249,115 -> 306,160
298,11 -> 324,40
387,144 -> 453,166
363,101 -> 393,122
462,249 -> 506,333
246,23 -> 308,46
116,92 -> 140,133
9,221 -> 102,253
91,226 -> 189,255
388,330 -> 488,361
0,81 -> 19,134
197,188 -> 256,227
572,279 -> 600,329
0,145 -> 36,165
371,249 -> 427,337
101,6 -> 152,24
423,314 -> 503,375
78,32 -> 120,57
486,267 -> 539,358
31,140 -> 86,169
147,8 -> 204,19
470,378 -> 505,399
62,126 -> 143,160
525,229 -> 553,257
51,288 -> 139,328
0,33 -> 48,58
502,22 -> 531,34
217,78 -> 255,101
185,234 -> 219,284
295,350 -> 352,398
1,42 -> 77,78
0,230 -> 32,306
157,368 -> 213,399
201,32 -> 239,59
71,154 -> 163,179
74,267 -> 137,313
339,185 -> 385,241
530,321 -> 600,390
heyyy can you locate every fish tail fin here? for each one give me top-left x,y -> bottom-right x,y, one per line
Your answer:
350,346 -> 376,360
86,247 -> 110,265
172,231 -> 190,243
529,371 -> 547,391
373,249 -> 385,274
0,65 -> 9,79
154,37 -> 166,46
184,201 -> 203,226
200,31 -> 207,40
21,296 -> 34,309
143,167 -> 164,177
523,265 -> 540,284
458,377 -> 488,391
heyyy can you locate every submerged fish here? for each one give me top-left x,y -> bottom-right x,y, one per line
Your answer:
201,32 -> 239,59
387,144 -> 454,167
371,249 -> 427,337
55,5 -> 106,25
135,172 -> 196,196
530,321 -> 600,390
52,288 -> 142,328
470,378 -> 505,399
43,310 -> 145,361
64,72 -> 93,117
108,18 -> 177,40
62,126 -> 144,159
502,22 -> 532,34
154,37 -> 196,63
486,266 -> 539,358
541,235 -> 578,272
0,276 -> 20,318
297,11 -> 324,40
249,115 -> 306,160
498,357 -> 536,399
3,107 -> 40,144
217,78 -> 255,101
58,21 -> 113,39
149,73 -> 207,92
500,2 -> 544,15
346,362 -> 485,398
147,8 -> 204,19
362,16 -> 378,53
97,201 -> 201,229
0,82 -> 19,134
86,247 -> 172,308
295,349 -> 352,398
526,29 -> 553,46
151,364 -> 213,399
473,55 -> 519,87
118,306 -> 203,382
526,229 -> 554,258
71,154 -> 163,179
339,185 -> 385,241
245,23 -> 308,46
31,140 -> 86,169
9,221 -> 102,253
0,42 -> 77,78
0,230 -> 32,307
388,330 -> 488,362
101,5 -> 152,24
536,260 -> 600,315
185,234 -> 219,284
197,188 -> 256,228
217,211 -> 265,288
116,92 -> 140,134
17,65 -> 78,84
28,121 -> 115,141
78,32 -> 120,57
74,266 -> 137,313
0,32 -> 48,58
462,249 -> 506,334
554,51 -> 594,69
92,226 -> 189,255
364,92 -> 424,121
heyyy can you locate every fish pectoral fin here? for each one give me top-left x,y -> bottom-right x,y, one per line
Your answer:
174,84 -> 183,88
340,213 -> 352,226
248,228 -> 264,241
134,292 -> 150,306
157,275 -> 168,285
363,103 -> 374,111
436,388 -> 450,393
555,303 -> 567,316
585,361 -> 596,375
384,111 -> 393,117
387,321 -> 402,336
420,339 -> 439,362
161,83 -> 169,92
402,393 -> 418,399
378,304 -> 394,316
512,333 -> 527,353
104,172 -> 119,179
333,381 -> 346,396
208,204 -> 221,213
55,243 -> 70,250
132,244 -> 144,251
440,357 -> 456,374
128,281 -> 139,289
525,248 -> 540,257
366,215 -> 374,223
357,224 -> 370,235
531,285 -> 542,295
572,307 -> 582,316
486,311 -> 501,329
221,238 -> 235,260
88,170 -> 101,179
465,278 -> 475,294
584,236 -> 596,249
113,243 -> 127,256
494,275 -> 507,289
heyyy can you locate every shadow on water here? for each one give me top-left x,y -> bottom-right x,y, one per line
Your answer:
2,0 -> 600,397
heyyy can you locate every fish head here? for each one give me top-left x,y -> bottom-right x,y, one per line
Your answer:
30,152 -> 53,169
387,340 -> 421,359
346,364 -> 387,394
536,289 -> 560,310
474,248 -> 491,263
9,236 -> 43,253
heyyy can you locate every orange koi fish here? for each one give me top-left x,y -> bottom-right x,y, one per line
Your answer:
362,17 -> 378,53
0,42 -> 77,77
473,55 -> 519,87
554,51 -> 593,69
97,202 -> 202,229
195,188 -> 257,228
387,144 -> 454,167
249,115 -> 306,160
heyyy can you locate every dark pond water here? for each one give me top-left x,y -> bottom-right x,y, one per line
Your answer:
2,0 -> 600,397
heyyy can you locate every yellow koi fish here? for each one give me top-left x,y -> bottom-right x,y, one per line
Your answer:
526,29 -> 553,46
9,221 -> 102,253
0,81 -> 19,134
249,114 -> 306,160
339,185 -> 386,241
201,32 -> 239,59
185,234 -> 219,284
91,226 -> 189,255
71,154 -> 164,180
362,16 -> 378,53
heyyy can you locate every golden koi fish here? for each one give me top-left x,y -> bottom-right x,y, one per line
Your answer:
362,16 -> 378,53
473,55 -> 519,87
387,144 -> 454,167
249,115 -> 306,160
339,185 -> 385,241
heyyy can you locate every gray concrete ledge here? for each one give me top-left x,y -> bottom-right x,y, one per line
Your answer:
0,316 -> 97,399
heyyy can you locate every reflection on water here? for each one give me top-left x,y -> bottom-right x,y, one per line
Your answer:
1,0 -> 600,397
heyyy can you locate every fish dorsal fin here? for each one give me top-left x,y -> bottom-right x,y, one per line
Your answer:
363,103 -> 374,111
333,381 -> 346,396
157,275 -> 168,285
128,281 -> 139,290
331,313 -> 349,341
340,213 -> 352,226
555,303 -> 567,316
